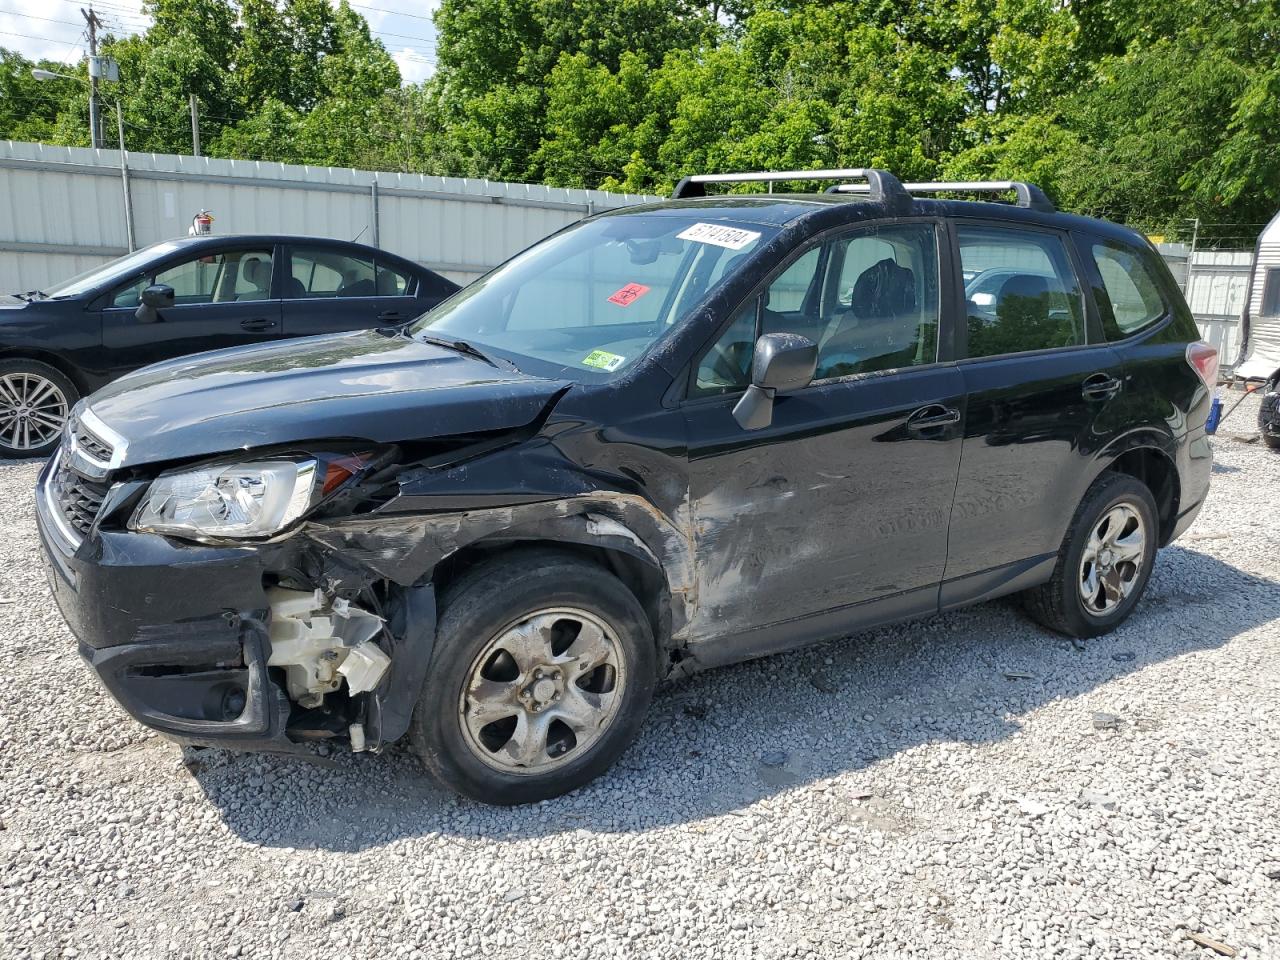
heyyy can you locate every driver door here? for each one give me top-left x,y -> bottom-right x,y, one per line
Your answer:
679,221 -> 966,659
101,246 -> 283,375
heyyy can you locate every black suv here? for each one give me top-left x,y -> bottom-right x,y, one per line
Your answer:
1,235 -> 458,457
36,170 -> 1216,805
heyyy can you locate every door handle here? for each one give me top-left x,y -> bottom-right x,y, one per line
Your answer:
906,404 -> 961,434
1082,373 -> 1122,401
377,310 -> 405,321
240,317 -> 278,332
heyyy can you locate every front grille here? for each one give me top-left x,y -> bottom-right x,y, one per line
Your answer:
51,456 -> 110,538
74,422 -> 114,464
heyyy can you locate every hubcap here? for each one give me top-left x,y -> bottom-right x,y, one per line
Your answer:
1079,503 -> 1147,615
458,607 -> 626,774
0,373 -> 68,451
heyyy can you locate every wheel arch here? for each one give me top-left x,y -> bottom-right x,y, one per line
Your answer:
0,347 -> 91,396
428,520 -> 681,676
1092,437 -> 1181,546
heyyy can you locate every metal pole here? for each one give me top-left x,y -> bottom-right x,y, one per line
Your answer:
189,93 -> 201,157
82,6 -> 103,148
1185,217 -> 1200,296
370,178 -> 380,248
116,101 -> 135,252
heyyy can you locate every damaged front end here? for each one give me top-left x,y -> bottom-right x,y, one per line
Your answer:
36,386 -> 692,758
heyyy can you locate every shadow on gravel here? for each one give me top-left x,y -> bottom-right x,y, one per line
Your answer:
188,544 -> 1280,849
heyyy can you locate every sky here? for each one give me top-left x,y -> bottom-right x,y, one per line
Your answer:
0,0 -> 439,84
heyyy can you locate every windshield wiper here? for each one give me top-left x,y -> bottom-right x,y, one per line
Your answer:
18,290 -> 47,301
415,333 -> 520,372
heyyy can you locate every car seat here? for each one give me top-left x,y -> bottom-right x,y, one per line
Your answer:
236,258 -> 271,301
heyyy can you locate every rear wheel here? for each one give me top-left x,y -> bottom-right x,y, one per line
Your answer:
410,551 -> 657,804
0,359 -> 78,458
1022,473 -> 1159,638
1264,434 -> 1280,451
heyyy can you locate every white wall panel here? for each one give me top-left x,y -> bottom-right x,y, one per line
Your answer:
0,141 -> 658,293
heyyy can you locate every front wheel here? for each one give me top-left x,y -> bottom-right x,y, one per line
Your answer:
410,551 -> 657,805
0,359 -> 79,458
1022,473 -> 1159,638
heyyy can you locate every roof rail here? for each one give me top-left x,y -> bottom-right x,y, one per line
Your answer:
827,179 -> 1055,213
671,168 -> 910,211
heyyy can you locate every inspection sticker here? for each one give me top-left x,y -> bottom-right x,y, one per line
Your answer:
607,282 -> 651,307
582,350 -> 627,372
677,222 -> 762,250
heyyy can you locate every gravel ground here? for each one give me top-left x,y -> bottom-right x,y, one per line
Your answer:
1,391 -> 1278,960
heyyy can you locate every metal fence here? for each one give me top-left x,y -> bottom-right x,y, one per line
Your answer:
0,141 -> 660,293
1158,243 -> 1254,369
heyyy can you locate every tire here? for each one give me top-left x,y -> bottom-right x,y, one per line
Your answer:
1022,473 -> 1159,639
1264,434 -> 1280,451
410,550 -> 657,805
0,359 -> 79,458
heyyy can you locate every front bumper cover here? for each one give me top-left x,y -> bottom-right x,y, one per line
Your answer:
36,455 -> 436,752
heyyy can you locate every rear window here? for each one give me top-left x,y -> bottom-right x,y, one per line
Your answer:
1092,243 -> 1168,336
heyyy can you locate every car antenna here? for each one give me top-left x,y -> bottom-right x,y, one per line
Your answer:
351,225 -> 368,243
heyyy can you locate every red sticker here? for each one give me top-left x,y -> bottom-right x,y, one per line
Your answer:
607,283 -> 651,307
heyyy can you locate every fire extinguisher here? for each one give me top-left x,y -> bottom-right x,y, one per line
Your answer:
189,210 -> 214,236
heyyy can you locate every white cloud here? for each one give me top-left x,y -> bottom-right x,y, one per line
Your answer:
2,0 -> 439,86
1,0 -> 148,64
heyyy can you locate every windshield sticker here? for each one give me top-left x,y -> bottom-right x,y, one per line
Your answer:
582,350 -> 627,372
607,282 -> 651,307
677,222 -> 762,250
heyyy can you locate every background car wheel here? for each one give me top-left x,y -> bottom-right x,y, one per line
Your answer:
410,549 -> 657,805
1022,473 -> 1159,639
0,359 -> 78,458
1264,435 -> 1280,451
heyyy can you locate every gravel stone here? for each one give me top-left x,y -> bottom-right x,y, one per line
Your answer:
1,391 -> 1277,959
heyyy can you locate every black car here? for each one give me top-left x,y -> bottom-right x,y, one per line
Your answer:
1260,367 -> 1280,449
1,235 -> 459,456
36,169 -> 1216,805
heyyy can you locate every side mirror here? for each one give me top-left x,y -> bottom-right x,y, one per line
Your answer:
732,332 -> 817,430
134,284 -> 174,323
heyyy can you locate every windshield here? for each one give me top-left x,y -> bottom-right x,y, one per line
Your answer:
410,214 -> 775,378
42,241 -> 185,299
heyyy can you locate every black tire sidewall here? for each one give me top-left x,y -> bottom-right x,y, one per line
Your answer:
1059,476 -> 1159,636
411,557 -> 657,805
0,359 -> 79,458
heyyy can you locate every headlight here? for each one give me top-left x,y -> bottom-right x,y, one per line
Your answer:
130,459 -> 319,540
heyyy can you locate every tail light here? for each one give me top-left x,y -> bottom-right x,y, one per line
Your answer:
1186,341 -> 1219,389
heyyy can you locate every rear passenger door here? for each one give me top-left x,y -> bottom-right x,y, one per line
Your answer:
281,245 -> 418,336
942,221 -> 1126,606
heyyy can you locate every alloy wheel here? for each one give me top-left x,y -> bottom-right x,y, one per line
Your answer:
0,373 -> 69,451
1079,503 -> 1147,615
458,607 -> 626,774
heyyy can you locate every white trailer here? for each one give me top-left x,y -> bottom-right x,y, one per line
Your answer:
1236,207 -> 1280,380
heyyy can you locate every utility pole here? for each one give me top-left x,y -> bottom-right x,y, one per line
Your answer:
189,93 -> 201,156
81,5 -> 104,148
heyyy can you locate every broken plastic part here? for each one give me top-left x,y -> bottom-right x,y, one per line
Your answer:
337,640 -> 392,695
264,587 -> 386,708
349,722 -> 367,753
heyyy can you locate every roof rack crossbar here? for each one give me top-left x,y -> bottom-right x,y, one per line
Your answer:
672,168 -> 910,209
826,179 -> 1055,213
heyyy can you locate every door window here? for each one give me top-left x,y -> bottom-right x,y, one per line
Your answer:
692,223 -> 941,395
1091,243 -> 1168,335
375,261 -> 413,297
288,248 -> 377,299
958,226 -> 1085,357
109,249 -> 274,307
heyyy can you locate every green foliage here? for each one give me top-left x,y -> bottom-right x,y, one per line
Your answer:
2,0 -> 1277,233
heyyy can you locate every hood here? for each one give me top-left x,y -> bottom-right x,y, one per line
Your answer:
0,295 -> 29,310
84,330 -> 570,467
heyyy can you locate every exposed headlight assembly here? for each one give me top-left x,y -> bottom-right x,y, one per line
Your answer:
130,454 -> 369,541
130,460 -> 317,540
